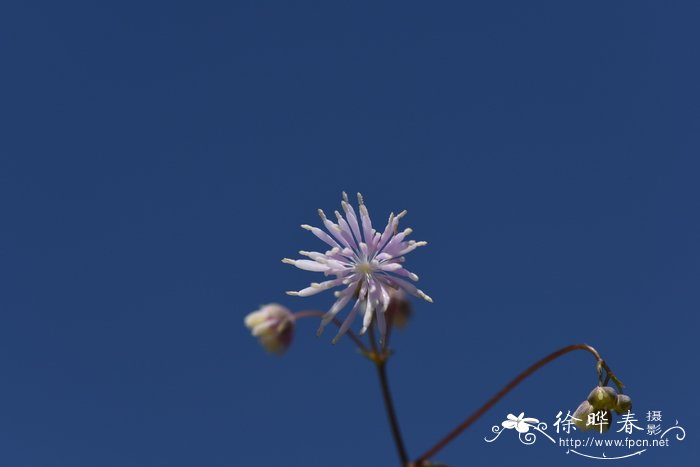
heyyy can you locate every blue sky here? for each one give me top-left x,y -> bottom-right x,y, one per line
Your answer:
1,1 -> 698,466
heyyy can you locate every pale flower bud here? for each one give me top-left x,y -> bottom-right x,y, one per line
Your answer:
573,400 -> 613,432
587,386 -> 618,410
572,400 -> 595,431
614,394 -> 633,415
244,304 -> 295,355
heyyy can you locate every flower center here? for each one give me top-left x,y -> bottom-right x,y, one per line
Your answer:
356,261 -> 374,275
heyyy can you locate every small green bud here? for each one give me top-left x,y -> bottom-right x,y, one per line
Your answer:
587,386 -> 618,410
572,400 -> 595,431
614,394 -> 633,415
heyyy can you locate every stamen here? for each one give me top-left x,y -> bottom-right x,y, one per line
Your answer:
418,290 -> 433,303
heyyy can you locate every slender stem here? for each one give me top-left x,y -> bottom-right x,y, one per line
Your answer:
293,310 -> 369,353
295,310 -> 411,465
377,359 -> 410,466
413,343 -> 618,465
368,322 -> 409,466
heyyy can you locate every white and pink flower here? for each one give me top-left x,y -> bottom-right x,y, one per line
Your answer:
284,192 -> 431,344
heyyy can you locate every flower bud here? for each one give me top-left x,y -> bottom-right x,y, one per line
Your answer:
574,402 -> 613,433
614,394 -> 633,415
587,386 -> 618,410
386,289 -> 412,329
244,304 -> 295,355
572,400 -> 595,431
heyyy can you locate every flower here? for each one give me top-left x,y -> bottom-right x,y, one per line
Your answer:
284,192 -> 431,344
501,412 -> 539,433
244,304 -> 295,354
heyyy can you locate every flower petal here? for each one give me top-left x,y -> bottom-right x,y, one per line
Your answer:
357,193 -> 373,244
335,210 -> 359,250
341,193 -> 363,244
283,259 -> 329,272
502,420 -> 517,429
301,224 -> 341,249
515,422 -> 531,433
380,274 -> 432,302
331,298 -> 363,344
288,278 -> 345,297
318,287 -> 354,331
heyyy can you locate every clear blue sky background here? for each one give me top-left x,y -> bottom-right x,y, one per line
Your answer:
1,1 -> 698,466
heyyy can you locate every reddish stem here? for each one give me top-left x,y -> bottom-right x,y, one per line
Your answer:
413,343 -> 615,465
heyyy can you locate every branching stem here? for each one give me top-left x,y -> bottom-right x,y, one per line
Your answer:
412,343 -> 622,465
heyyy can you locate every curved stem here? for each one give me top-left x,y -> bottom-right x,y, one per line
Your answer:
293,310 -> 369,353
413,343 -> 619,465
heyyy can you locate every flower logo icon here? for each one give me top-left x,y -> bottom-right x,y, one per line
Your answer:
502,412 -> 540,433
